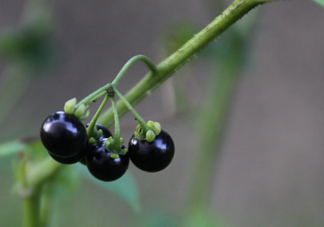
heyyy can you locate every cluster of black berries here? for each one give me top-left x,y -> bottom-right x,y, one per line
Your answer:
40,111 -> 175,182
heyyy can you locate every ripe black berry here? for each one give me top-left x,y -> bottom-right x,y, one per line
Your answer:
87,139 -> 129,181
40,111 -> 88,158
48,149 -> 86,164
128,129 -> 175,172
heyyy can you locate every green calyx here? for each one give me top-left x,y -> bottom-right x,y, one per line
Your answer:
134,121 -> 161,142
74,104 -> 86,118
89,137 -> 96,144
64,98 -> 90,120
64,98 -> 77,114
104,137 -> 127,156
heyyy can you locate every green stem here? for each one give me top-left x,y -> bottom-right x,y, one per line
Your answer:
23,189 -> 41,227
21,157 -> 63,227
97,0 -> 272,127
86,95 -> 109,138
77,85 -> 112,107
27,157 -> 63,188
20,158 -> 41,227
76,55 -> 157,107
113,88 -> 149,134
112,55 -> 157,87
109,95 -> 121,152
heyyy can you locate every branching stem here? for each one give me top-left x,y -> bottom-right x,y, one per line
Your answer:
97,0 -> 274,127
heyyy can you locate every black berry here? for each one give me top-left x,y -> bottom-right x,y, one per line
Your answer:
48,149 -> 86,164
128,129 -> 175,172
40,111 -> 88,158
87,139 -> 129,181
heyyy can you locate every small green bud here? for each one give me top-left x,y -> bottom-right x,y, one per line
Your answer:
120,137 -> 124,144
104,140 -> 111,150
110,154 -> 119,159
64,98 -> 77,114
74,104 -> 86,118
134,131 -> 142,140
89,137 -> 96,144
153,122 -> 161,135
146,129 -> 155,142
147,120 -> 155,128
120,148 -> 128,155
98,129 -> 103,139
136,124 -> 142,133
79,109 -> 90,120
108,137 -> 113,142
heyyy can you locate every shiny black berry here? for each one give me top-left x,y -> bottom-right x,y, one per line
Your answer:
48,149 -> 86,164
40,111 -> 88,158
87,139 -> 129,181
128,129 -> 175,172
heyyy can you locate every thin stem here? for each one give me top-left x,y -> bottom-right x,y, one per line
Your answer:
77,84 -> 112,107
76,55 -> 157,108
111,55 -> 157,87
86,95 -> 109,138
109,95 -> 121,152
97,0 -> 272,127
113,88 -> 149,134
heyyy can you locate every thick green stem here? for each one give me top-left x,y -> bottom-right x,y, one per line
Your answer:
20,159 -> 41,227
23,188 -> 41,227
97,0 -> 272,127
113,88 -> 149,134
27,157 -> 63,188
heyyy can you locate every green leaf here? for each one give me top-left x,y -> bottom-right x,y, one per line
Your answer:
0,140 -> 28,157
314,0 -> 324,7
75,164 -> 141,212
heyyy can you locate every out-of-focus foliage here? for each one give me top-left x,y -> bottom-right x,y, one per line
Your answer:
76,163 -> 141,212
314,0 -> 324,8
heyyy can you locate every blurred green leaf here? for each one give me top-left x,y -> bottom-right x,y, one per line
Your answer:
314,0 -> 324,7
75,164 -> 141,212
181,207 -> 225,227
0,140 -> 28,157
53,165 -> 81,195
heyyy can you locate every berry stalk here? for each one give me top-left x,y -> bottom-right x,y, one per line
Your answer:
113,88 -> 150,134
86,95 -> 109,138
108,95 -> 121,153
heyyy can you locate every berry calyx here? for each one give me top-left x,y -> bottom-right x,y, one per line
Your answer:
40,111 -> 88,158
128,129 -> 175,172
85,123 -> 113,141
87,139 -> 129,181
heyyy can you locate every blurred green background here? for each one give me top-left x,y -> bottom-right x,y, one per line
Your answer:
1,0 -> 324,226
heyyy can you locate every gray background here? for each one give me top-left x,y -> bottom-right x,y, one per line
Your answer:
0,0 -> 324,226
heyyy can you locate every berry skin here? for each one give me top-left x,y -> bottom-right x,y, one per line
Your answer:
40,111 -> 88,158
128,129 -> 175,172
48,149 -> 86,164
87,139 -> 129,182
